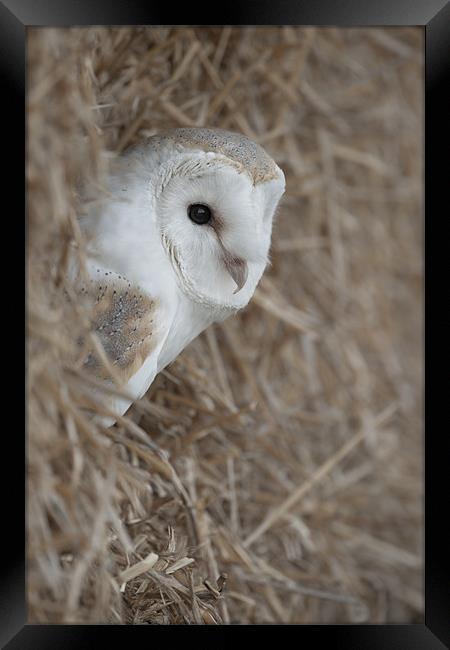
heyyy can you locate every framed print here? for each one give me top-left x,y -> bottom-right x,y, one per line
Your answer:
7,0 -> 450,646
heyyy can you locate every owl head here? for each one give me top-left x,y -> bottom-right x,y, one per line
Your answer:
120,127 -> 285,311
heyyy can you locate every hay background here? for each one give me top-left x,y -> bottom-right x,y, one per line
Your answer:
27,27 -> 423,624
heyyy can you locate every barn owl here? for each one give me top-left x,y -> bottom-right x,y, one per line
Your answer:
75,127 -> 285,425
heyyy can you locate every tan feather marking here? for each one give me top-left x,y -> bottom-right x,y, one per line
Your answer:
140,127 -> 280,185
78,272 -> 159,385
171,128 -> 280,184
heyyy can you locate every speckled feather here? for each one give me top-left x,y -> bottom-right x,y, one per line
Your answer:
143,127 -> 280,185
78,270 -> 159,384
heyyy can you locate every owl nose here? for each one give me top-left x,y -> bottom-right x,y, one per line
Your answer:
219,241 -> 248,294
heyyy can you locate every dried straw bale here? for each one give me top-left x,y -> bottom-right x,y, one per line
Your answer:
27,26 -> 423,624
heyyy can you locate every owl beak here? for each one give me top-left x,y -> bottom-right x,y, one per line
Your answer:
220,244 -> 248,294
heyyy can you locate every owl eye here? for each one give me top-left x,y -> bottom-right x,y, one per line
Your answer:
188,203 -> 212,225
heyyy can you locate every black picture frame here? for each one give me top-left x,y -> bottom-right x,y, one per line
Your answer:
9,0 -> 449,646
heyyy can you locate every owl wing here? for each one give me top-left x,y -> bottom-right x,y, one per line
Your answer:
77,265 -> 173,422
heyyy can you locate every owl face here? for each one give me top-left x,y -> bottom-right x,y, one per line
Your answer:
147,128 -> 285,310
